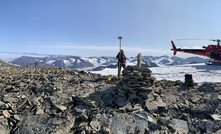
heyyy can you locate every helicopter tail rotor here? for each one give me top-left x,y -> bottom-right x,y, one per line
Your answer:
171,40 -> 177,55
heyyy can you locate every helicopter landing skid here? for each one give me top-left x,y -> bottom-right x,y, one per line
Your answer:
205,61 -> 221,65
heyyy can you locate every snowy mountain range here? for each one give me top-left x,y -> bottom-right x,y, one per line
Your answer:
9,55 -> 210,71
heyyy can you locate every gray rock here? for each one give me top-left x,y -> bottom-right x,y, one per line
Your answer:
191,103 -> 214,113
54,104 -> 67,111
3,110 -> 10,118
216,129 -> 221,134
145,101 -> 158,113
218,95 -> 221,101
128,92 -> 137,100
160,126 -> 169,134
3,96 -> 18,103
190,95 -> 202,103
109,114 -> 149,134
101,126 -> 111,134
206,121 -> 214,133
35,107 -> 45,115
79,130 -> 86,134
159,116 -> 170,126
206,120 -> 221,133
210,114 -> 221,121
170,118 -> 189,132
122,99 -> 133,112
109,117 -> 132,134
50,94 -> 72,106
14,115 -> 22,121
132,103 -> 143,113
164,94 -> 179,104
0,118 -> 10,134
149,118 -> 158,130
75,95 -> 97,108
130,114 -> 149,133
113,96 -> 127,107
157,97 -> 166,108
0,101 -> 9,110
90,119 -> 101,132
15,113 -> 75,134
75,105 -> 88,115
198,119 -> 206,131
174,129 -> 188,134
168,109 -> 178,116
138,90 -> 151,99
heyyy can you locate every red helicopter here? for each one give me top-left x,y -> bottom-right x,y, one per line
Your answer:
171,39 -> 221,64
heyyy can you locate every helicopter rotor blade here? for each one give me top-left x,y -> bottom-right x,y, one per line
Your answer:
176,38 -> 210,41
175,38 -> 221,45
210,39 -> 221,42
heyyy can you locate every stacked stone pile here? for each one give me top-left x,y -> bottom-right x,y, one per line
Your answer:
119,65 -> 155,99
113,65 -> 156,106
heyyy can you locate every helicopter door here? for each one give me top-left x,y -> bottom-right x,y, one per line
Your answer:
211,51 -> 220,59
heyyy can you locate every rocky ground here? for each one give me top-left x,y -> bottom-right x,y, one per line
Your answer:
0,65 -> 221,134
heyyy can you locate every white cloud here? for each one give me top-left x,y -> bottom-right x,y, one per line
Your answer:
28,42 -> 51,44
39,45 -> 168,54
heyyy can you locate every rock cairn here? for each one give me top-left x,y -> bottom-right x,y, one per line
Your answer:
115,65 -> 156,101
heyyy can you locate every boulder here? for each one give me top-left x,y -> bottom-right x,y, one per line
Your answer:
169,118 -> 189,132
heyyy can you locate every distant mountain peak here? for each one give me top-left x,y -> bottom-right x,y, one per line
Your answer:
9,55 -> 209,71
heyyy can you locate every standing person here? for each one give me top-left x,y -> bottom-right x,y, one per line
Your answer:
116,49 -> 126,69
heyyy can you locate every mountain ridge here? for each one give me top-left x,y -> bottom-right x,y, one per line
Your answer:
10,55 -> 209,70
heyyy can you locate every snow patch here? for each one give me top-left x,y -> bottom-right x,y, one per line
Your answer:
64,60 -> 71,66
76,59 -> 81,63
90,63 -> 221,84
70,58 -> 76,62
46,60 -> 56,65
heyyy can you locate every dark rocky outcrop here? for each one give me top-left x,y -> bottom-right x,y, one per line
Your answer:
26,62 -> 54,69
0,60 -> 19,68
11,56 -> 38,65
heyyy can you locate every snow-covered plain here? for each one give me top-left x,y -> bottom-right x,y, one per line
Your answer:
91,63 -> 221,84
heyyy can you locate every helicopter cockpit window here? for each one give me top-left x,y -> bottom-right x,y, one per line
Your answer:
211,51 -> 220,59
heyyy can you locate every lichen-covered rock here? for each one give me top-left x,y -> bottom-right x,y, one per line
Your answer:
15,113 -> 75,134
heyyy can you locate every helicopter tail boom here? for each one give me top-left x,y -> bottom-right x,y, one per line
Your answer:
171,40 -> 177,55
171,40 -> 207,57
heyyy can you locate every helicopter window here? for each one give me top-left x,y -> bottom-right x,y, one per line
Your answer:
211,51 -> 220,59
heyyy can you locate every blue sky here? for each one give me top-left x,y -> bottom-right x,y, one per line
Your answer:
1,0 -> 221,58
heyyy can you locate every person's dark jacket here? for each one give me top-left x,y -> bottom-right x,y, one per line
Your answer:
116,53 -> 126,63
